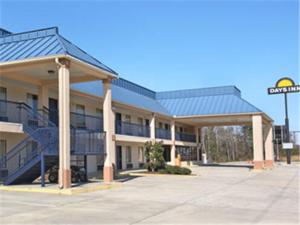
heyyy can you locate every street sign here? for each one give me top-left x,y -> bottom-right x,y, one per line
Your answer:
282,143 -> 294,149
268,77 -> 300,95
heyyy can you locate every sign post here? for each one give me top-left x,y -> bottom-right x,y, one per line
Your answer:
268,77 -> 300,164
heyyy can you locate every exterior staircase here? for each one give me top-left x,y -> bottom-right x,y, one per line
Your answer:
0,100 -> 106,185
0,101 -> 58,185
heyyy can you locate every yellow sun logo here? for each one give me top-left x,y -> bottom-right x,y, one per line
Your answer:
276,77 -> 295,88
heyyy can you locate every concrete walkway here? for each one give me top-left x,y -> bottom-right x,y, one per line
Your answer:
0,163 -> 299,224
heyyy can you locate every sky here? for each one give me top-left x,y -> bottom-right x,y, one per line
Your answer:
0,0 -> 299,134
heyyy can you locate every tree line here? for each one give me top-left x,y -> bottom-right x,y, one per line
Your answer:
201,126 -> 253,163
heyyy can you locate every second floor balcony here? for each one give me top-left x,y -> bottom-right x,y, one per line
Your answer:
176,132 -> 196,142
115,120 -> 150,137
155,128 -> 171,140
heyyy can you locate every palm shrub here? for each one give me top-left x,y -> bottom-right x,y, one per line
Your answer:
144,141 -> 165,172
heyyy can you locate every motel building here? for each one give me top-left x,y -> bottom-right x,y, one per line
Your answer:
0,27 -> 274,189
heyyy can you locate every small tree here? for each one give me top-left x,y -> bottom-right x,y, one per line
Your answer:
144,141 -> 165,172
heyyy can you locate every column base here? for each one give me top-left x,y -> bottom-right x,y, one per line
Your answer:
63,169 -> 71,189
253,161 -> 264,170
264,160 -> 274,168
103,166 -> 114,182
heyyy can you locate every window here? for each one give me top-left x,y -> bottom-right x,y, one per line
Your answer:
164,124 -> 170,130
26,141 -> 38,161
137,117 -> 143,125
0,87 -> 7,100
27,93 -> 38,112
96,108 -> 103,117
179,127 -> 183,133
138,147 -> 144,162
126,146 -> 132,163
124,115 -> 131,123
75,104 -> 85,128
0,87 -> 7,120
159,122 -> 163,129
0,140 -> 7,168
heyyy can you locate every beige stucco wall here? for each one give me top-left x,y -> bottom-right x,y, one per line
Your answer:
115,142 -> 146,170
0,77 -> 197,174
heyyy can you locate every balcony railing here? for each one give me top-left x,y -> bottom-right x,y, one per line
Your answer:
176,132 -> 196,142
39,107 -> 103,132
116,120 -> 150,137
155,128 -> 171,140
70,112 -> 103,132
71,129 -> 106,155
0,99 -> 52,128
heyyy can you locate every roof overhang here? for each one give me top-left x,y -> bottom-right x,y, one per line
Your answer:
0,54 -> 118,83
173,112 -> 273,127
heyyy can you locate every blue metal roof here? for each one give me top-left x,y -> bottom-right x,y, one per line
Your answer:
0,27 -> 261,117
157,94 -> 261,116
71,81 -> 170,115
0,27 -> 117,75
156,86 -> 241,99
72,79 -> 261,117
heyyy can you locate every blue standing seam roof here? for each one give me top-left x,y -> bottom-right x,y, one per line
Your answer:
0,27 -> 118,75
71,81 -> 170,115
1,26 -> 262,118
71,78 -> 262,117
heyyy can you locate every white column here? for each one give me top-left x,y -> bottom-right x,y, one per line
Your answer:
171,120 -> 176,165
264,123 -> 274,168
252,115 -> 264,169
150,114 -> 156,141
57,59 -> 71,188
103,79 -> 115,182
195,127 -> 200,162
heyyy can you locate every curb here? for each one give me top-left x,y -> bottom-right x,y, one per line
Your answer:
0,182 -> 122,195
129,172 -> 198,177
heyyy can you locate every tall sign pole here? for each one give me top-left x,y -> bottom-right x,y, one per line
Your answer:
284,93 -> 291,164
268,77 -> 300,164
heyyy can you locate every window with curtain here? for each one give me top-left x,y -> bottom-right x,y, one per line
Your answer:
75,104 -> 85,128
126,146 -> 132,163
138,147 -> 144,162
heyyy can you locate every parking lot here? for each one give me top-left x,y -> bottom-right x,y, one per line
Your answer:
0,163 -> 299,225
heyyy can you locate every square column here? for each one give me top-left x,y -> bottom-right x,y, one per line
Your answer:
195,127 -> 201,162
252,115 -> 264,170
57,59 -> 71,189
264,123 -> 274,168
103,79 -> 115,182
171,120 -> 176,165
150,114 -> 156,141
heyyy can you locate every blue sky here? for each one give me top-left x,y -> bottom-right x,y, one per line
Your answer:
1,0 -> 299,133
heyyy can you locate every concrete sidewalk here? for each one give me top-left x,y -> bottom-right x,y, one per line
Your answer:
0,163 -> 299,224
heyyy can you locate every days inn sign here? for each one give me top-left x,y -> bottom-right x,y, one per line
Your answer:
268,77 -> 300,94
267,76 -> 299,165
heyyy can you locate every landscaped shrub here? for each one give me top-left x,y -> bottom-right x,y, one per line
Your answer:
144,141 -> 165,172
160,165 -> 191,175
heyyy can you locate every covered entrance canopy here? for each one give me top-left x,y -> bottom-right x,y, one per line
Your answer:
157,86 -> 274,169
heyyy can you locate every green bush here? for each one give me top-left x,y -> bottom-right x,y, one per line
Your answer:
144,141 -> 165,172
160,165 -> 191,175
